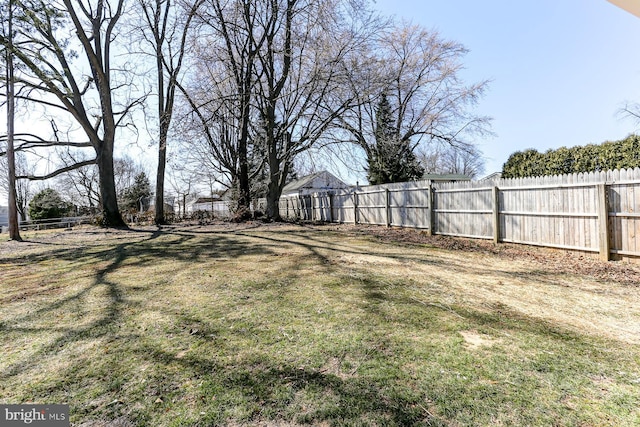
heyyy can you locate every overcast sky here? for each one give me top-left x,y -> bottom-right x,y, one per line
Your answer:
371,0 -> 640,174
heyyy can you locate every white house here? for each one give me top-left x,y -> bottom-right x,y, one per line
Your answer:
189,196 -> 222,212
281,171 -> 350,197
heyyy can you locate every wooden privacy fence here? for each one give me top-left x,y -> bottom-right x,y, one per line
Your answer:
278,168 -> 640,261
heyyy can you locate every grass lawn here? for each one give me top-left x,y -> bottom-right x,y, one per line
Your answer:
0,222 -> 639,426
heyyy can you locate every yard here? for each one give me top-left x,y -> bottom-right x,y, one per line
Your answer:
0,222 -> 639,426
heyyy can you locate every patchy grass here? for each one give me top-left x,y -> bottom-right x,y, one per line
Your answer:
1,223 -> 639,426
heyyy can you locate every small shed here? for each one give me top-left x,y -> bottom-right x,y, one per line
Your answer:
281,171 -> 350,197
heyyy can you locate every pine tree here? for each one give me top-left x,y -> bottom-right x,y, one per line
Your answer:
367,94 -> 424,185
119,172 -> 152,212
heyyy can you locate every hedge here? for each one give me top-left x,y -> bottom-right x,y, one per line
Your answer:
501,134 -> 640,178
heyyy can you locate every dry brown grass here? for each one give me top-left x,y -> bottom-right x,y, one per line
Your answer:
316,223 -> 640,344
1,222 -> 639,426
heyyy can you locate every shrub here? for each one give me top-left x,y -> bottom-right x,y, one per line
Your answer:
29,188 -> 72,220
502,134 -> 640,178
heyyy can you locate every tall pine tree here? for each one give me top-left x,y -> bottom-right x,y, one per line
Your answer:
367,94 -> 424,185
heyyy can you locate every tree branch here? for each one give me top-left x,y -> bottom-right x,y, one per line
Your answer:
17,159 -> 97,180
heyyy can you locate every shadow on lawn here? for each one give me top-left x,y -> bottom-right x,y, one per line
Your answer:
0,226 -> 275,380
133,339 -> 440,426
1,224 -> 622,426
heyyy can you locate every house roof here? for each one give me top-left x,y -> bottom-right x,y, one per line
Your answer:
193,196 -> 221,204
608,0 -> 640,18
423,174 -> 471,181
281,171 -> 348,194
479,172 -> 502,182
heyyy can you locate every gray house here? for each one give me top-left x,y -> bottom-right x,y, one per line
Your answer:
281,171 -> 350,197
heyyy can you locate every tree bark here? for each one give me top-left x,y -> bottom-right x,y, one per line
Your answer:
155,45 -> 167,224
5,0 -> 22,241
96,143 -> 126,227
155,137 -> 166,223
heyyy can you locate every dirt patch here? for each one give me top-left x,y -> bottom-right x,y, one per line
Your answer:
459,330 -> 500,350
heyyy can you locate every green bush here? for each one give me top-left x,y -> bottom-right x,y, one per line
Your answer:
502,134 -> 640,178
28,188 -> 72,220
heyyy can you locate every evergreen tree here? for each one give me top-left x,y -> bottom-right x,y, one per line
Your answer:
28,188 -> 72,220
119,172 -> 152,212
367,94 -> 425,185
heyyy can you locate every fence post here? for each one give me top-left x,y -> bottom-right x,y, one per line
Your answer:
492,186 -> 501,244
385,188 -> 391,227
311,193 -> 315,221
353,191 -> 359,225
426,183 -> 434,235
328,193 -> 334,223
597,184 -> 611,261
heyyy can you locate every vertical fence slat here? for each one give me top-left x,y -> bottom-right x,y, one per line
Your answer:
492,186 -> 500,243
275,170 -> 640,260
598,184 -> 611,261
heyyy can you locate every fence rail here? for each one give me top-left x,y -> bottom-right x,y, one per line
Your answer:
279,169 -> 640,261
1,216 -> 94,232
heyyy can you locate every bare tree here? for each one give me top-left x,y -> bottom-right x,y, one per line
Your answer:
339,22 -> 491,182
176,0 -> 269,213
138,0 -> 202,224
178,0 -> 380,219
419,143 -> 485,178
254,0 -> 380,219
56,153 -> 147,211
56,150 -> 101,209
1,0 -> 22,239
0,0 -> 145,226
166,162 -> 197,217
0,152 -> 33,221
621,102 -> 640,129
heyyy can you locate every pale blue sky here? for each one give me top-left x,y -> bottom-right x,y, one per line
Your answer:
372,0 -> 640,174
4,0 -> 640,192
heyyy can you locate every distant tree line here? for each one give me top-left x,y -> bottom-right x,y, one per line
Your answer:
502,134 -> 640,179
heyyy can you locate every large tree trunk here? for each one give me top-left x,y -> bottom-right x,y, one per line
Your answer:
155,119 -> 168,224
237,135 -> 251,212
264,122 -> 282,221
5,0 -> 22,241
265,175 -> 280,220
96,143 -> 126,227
155,145 -> 166,223
236,89 -> 252,212
154,37 -> 167,225
6,78 -> 22,240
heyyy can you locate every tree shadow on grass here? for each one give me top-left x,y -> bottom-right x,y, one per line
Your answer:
2,224 -> 632,426
0,227 -> 276,382
131,342 -> 443,427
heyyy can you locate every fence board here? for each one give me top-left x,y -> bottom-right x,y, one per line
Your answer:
277,169 -> 640,259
